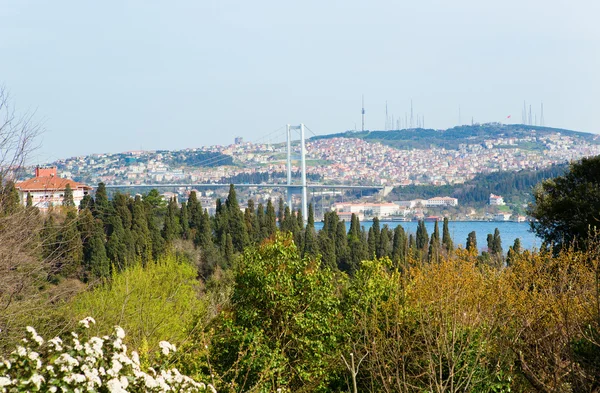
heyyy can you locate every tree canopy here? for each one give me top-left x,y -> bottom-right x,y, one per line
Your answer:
529,155 -> 600,250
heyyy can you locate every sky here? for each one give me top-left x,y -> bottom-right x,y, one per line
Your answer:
1,0 -> 599,163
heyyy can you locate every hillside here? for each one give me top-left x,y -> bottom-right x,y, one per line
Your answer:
312,123 -> 600,150
388,163 -> 569,207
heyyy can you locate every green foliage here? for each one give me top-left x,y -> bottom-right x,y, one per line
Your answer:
62,183 -> 74,207
466,230 -> 478,253
529,155 -> 600,251
64,254 -> 203,352
168,150 -> 233,167
316,123 -> 596,151
390,163 -> 567,206
212,232 -> 343,392
442,216 -> 454,254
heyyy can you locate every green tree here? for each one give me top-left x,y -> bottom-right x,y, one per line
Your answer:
392,225 -> 407,268
78,209 -> 110,280
131,195 -> 152,264
162,197 -> 181,244
93,182 -> 111,218
62,183 -> 75,207
428,221 -> 441,263
179,201 -> 190,240
212,232 -> 342,392
303,203 -> 318,258
348,214 -> 367,273
529,155 -> 600,250
377,225 -> 392,259
466,231 -> 478,253
55,209 -> 84,278
225,184 -> 249,252
106,214 -> 128,271
264,199 -> 277,238
416,220 -> 429,257
442,217 -> 454,254
277,198 -> 285,229
507,238 -> 522,266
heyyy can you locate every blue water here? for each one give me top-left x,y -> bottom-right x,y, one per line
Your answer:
314,220 -> 540,251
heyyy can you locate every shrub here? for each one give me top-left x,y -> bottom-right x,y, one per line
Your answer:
0,317 -> 215,392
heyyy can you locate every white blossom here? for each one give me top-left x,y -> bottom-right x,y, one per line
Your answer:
78,317 -> 96,329
159,340 -> 176,356
0,376 -> 11,387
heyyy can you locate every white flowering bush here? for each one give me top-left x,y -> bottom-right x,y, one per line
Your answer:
0,317 -> 215,392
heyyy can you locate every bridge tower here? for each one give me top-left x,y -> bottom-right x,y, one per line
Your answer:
285,124 -> 308,223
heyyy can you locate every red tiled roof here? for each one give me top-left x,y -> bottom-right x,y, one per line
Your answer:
15,176 -> 91,192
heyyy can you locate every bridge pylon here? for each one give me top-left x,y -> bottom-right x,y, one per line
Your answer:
286,124 -> 308,223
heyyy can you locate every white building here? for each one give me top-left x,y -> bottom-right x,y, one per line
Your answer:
15,167 -> 92,211
494,212 -> 512,221
489,193 -> 505,206
425,196 -> 458,207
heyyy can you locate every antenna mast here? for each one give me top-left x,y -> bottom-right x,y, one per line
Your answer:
361,95 -> 365,132
410,100 -> 414,129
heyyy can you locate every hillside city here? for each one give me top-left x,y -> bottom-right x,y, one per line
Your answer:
48,129 -> 600,188
16,127 -> 593,222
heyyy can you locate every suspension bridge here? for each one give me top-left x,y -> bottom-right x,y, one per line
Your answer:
103,124 -> 386,220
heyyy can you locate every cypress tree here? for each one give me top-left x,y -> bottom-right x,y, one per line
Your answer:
222,232 -> 234,267
296,208 -> 304,232
416,220 -> 429,250
349,213 -> 361,239
265,199 -> 277,237
187,191 -> 203,238
392,225 -> 407,267
78,209 -> 109,280
318,211 -> 337,268
372,217 -> 381,251
62,183 -> 75,207
378,225 -> 392,259
1,181 -> 21,215
466,231 -> 478,253
106,214 -> 128,271
162,197 -> 181,244
145,197 -> 165,259
428,221 -> 441,263
79,194 -> 94,211
335,220 -> 349,271
277,198 -> 285,229
302,205 -> 318,258
87,219 -> 110,280
492,228 -> 502,255
256,202 -> 265,242
56,209 -> 84,278
487,233 -> 494,253
442,217 -> 454,254
41,214 -> 59,261
214,198 -> 226,245
179,201 -> 190,239
367,227 -> 376,258
131,195 -> 152,264
507,238 -> 522,266
26,192 -> 33,208
282,206 -> 293,234
347,213 -> 367,272
225,184 -> 249,252
93,182 -> 110,218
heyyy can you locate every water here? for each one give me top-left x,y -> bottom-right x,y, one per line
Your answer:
314,220 -> 540,251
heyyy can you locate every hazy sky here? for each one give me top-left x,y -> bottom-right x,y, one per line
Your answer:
1,0 -> 599,162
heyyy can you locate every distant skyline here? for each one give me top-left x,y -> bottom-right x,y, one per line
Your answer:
1,0 -> 598,162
